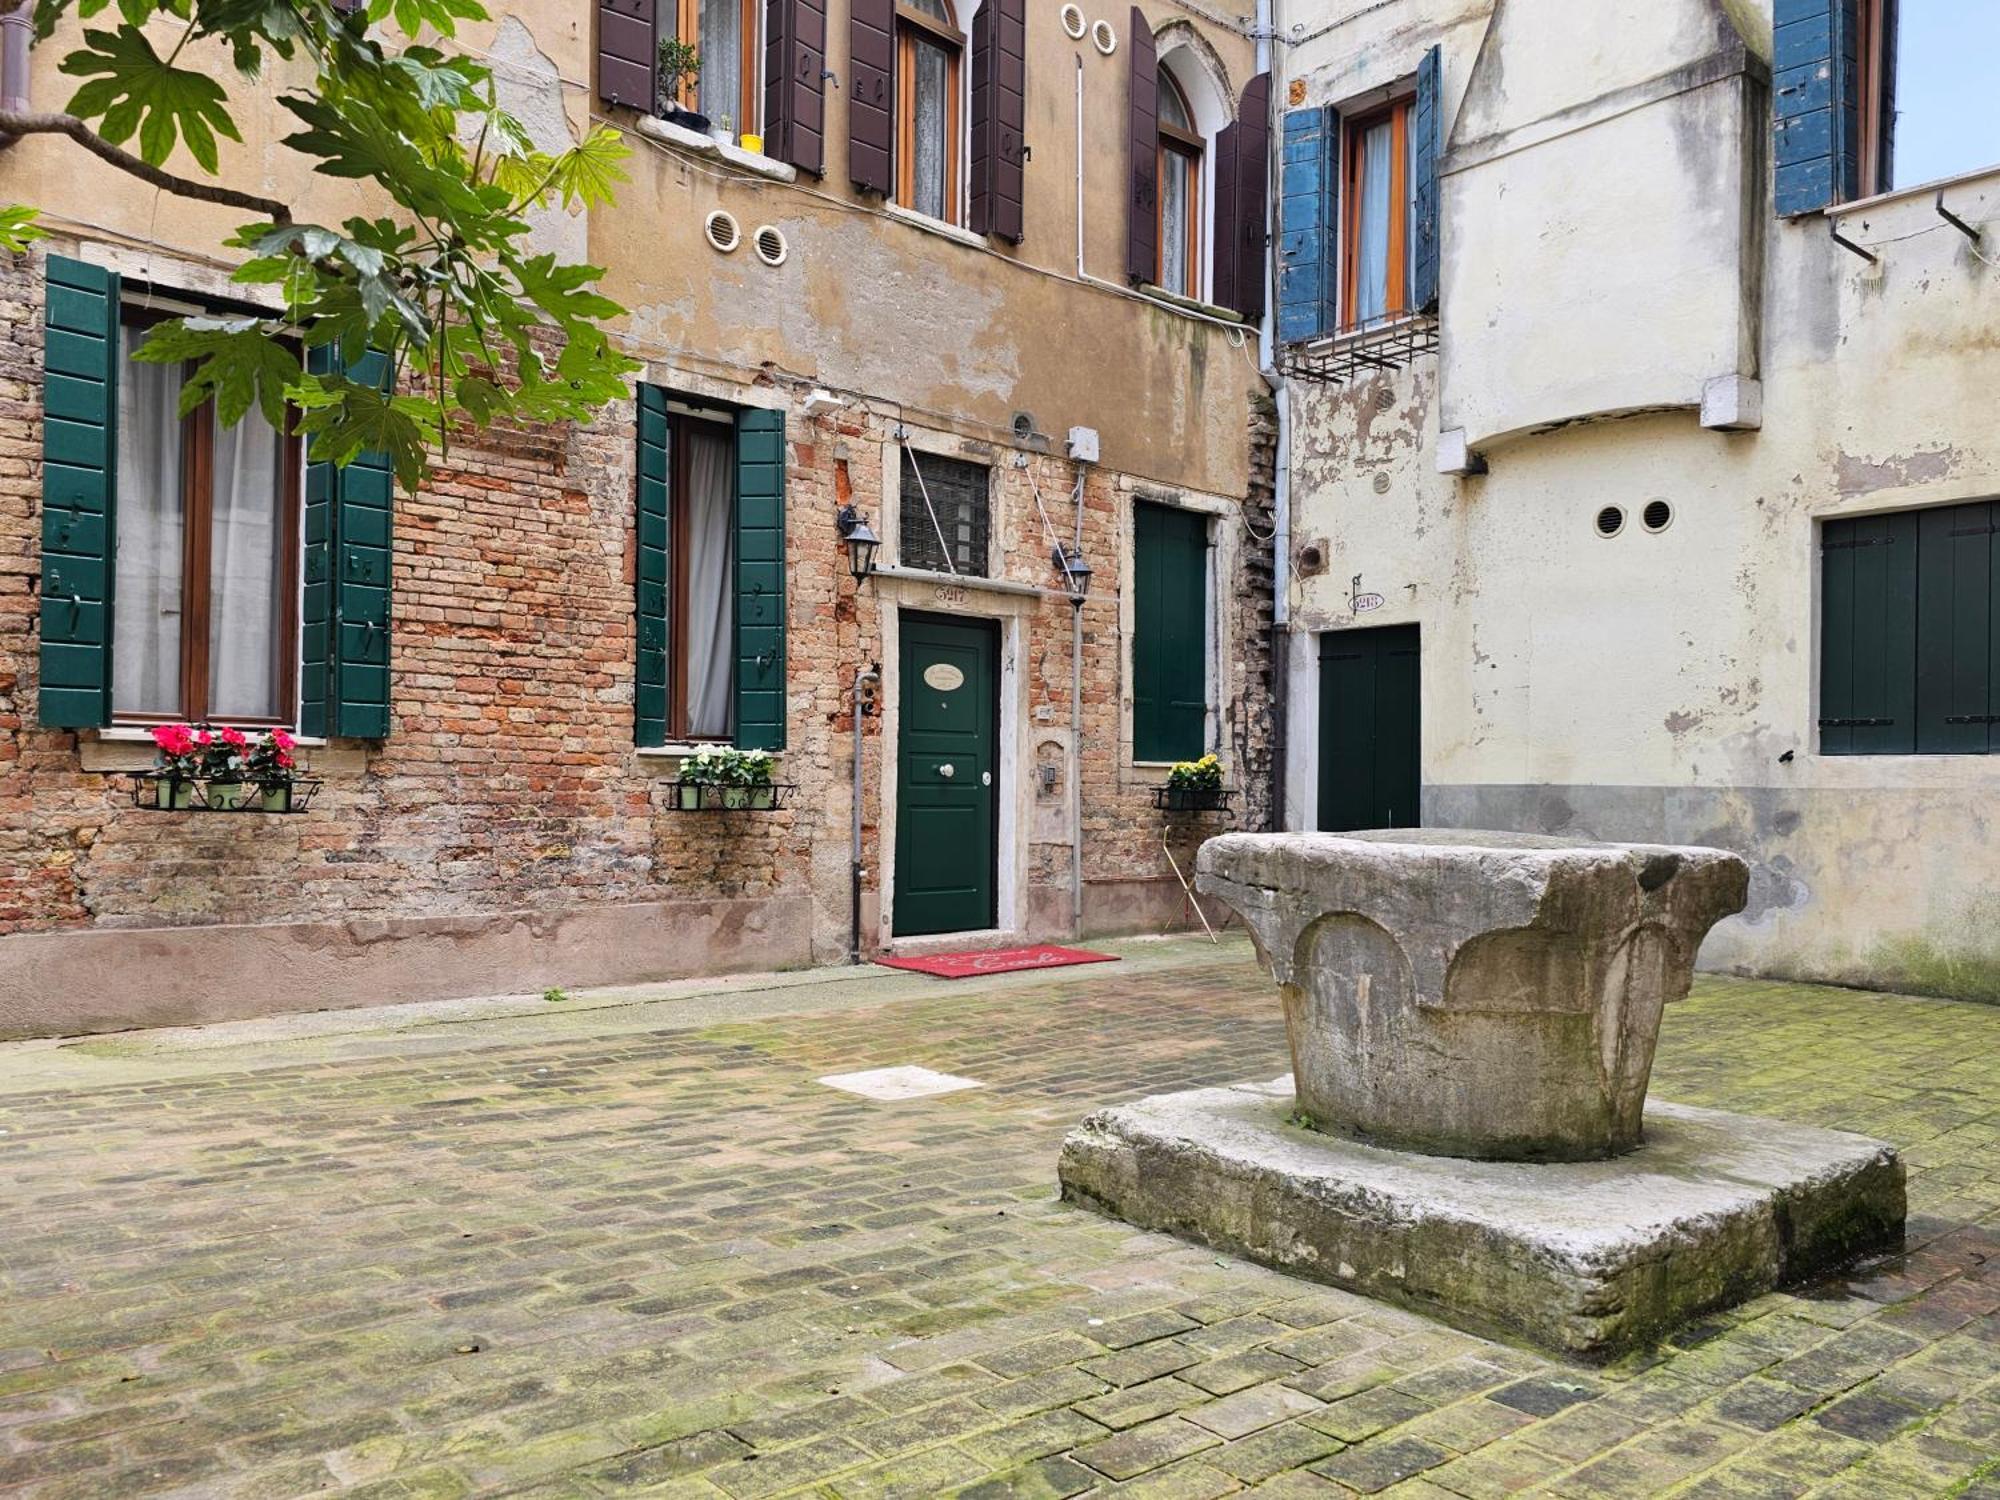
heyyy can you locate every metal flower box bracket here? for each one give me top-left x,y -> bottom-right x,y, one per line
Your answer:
665,782 -> 797,813
129,773 -> 323,814
1153,785 -> 1236,816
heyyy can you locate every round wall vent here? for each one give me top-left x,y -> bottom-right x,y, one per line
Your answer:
1374,385 -> 1396,412
752,224 -> 789,267
1642,499 -> 1674,533
703,210 -> 741,254
1371,472 -> 1391,495
1595,505 -> 1626,538
1060,4 -> 1086,40
1011,411 -> 1037,441
1092,18 -> 1118,55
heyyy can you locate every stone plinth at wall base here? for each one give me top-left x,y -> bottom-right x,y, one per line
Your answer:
0,896 -> 813,1040
1057,1079 -> 1905,1359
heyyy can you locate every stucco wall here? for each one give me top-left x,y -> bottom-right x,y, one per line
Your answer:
1280,0 -> 2000,1002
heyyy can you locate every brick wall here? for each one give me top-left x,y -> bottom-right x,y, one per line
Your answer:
0,244 -> 1277,1003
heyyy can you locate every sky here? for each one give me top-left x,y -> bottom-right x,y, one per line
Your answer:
1893,1 -> 2000,190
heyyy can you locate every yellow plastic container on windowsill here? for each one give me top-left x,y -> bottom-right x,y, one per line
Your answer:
740,133 -> 764,155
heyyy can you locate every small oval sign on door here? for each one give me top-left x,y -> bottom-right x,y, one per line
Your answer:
923,662 -> 966,692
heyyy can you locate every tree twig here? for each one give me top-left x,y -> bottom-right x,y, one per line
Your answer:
0,110 -> 292,224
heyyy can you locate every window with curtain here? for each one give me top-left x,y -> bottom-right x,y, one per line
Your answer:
669,412 -> 737,740
1343,97 -> 1415,329
1854,0 -> 2000,200
662,0 -> 758,137
896,0 -> 962,222
898,449 -> 990,577
1157,68 -> 1203,298
111,312 -> 299,724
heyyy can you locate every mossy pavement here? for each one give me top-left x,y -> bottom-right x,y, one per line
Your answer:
0,936 -> 1996,1498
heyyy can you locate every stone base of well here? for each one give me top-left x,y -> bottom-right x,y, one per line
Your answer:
1057,1078 -> 1905,1358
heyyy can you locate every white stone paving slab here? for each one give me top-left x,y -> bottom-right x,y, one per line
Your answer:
818,1065 -> 983,1101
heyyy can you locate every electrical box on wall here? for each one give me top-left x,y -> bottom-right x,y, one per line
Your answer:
1067,426 -> 1100,464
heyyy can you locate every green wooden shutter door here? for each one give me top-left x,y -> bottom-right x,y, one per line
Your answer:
304,347 -> 394,739
1915,500 -> 1996,754
1133,502 -> 1209,762
635,386 -> 670,747
1820,511 -> 1916,755
39,255 -> 120,729
733,407 -> 787,751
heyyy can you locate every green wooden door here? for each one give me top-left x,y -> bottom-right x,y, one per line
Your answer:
1133,502 -> 1211,762
1318,624 -> 1421,832
895,613 -> 999,937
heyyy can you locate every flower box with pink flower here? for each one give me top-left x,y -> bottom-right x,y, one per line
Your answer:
132,725 -> 321,814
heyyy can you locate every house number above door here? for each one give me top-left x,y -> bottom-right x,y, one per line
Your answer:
923,663 -> 966,692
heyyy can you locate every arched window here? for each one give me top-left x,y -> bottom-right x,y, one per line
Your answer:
897,0 -> 963,222
662,0 -> 759,140
1157,69 -> 1202,298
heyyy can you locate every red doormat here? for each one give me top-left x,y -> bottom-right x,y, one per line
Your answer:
877,945 -> 1120,980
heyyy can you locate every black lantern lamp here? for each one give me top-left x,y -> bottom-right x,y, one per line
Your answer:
836,505 -> 880,582
1053,542 -> 1093,600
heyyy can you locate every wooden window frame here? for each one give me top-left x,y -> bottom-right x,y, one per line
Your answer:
895,0 -> 963,223
1340,96 -> 1412,332
1156,72 -> 1203,298
112,305 -> 302,729
665,409 -> 737,744
1855,0 -> 1894,200
672,0 -> 760,136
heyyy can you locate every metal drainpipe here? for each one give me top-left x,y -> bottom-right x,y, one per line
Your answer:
0,1 -> 32,143
850,662 -> 880,964
1071,596 -> 1084,936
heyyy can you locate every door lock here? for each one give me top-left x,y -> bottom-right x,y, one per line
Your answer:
938,763 -> 955,778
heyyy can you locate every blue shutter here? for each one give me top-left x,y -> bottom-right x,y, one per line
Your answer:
1278,106 -> 1336,343
39,255 -> 119,729
732,407 -> 786,751
1774,0 -> 1860,216
1412,45 -> 1442,315
304,347 -> 394,739
635,386 -> 670,747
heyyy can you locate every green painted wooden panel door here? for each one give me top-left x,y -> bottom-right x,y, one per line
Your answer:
895,613 -> 998,937
1318,624 -> 1421,832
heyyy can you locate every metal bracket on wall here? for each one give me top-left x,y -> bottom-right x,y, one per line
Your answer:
1829,220 -> 1878,265
1936,192 -> 1983,246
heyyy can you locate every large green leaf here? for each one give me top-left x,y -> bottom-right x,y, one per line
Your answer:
60,26 -> 241,170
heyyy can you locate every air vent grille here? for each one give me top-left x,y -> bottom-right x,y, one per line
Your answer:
1595,505 -> 1626,539
752,224 -> 789,267
1060,4 -> 1086,40
704,210 -> 741,254
1642,500 -> 1674,533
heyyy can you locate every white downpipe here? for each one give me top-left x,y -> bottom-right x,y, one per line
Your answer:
1075,55 -> 1087,279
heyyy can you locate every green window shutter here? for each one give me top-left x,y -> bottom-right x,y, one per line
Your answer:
304,347 -> 394,739
635,386 -> 670,747
1820,510 -> 1916,755
39,255 -> 120,729
732,407 -> 787,751
1132,501 -> 1210,762
1915,501 -> 1997,754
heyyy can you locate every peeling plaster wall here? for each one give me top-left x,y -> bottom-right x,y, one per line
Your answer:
1280,0 -> 2000,1003
0,2 -> 1277,1034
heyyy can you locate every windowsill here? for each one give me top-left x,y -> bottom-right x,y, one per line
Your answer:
633,114 -> 798,184
81,728 -> 366,777
1831,160 -> 2000,218
637,744 -> 784,762
1134,282 -> 1245,325
93,724 -> 326,748
880,202 -> 988,251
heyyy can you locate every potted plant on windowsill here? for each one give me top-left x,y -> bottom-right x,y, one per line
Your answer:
201,725 -> 252,809
654,39 -> 710,133
674,746 -> 782,810
1155,754 -> 1232,814
248,728 -> 299,812
148,723 -> 202,808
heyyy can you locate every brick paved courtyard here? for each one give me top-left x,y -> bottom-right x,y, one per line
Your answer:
1,938 -> 1997,1499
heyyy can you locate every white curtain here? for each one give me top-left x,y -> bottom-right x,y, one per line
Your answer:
1161,151 -> 1191,295
111,331 -> 184,716
1353,120 -> 1393,326
914,39 -> 949,219
682,422 -> 735,739
700,0 -> 742,131
208,405 -> 288,721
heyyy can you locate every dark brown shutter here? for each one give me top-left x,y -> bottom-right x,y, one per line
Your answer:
597,0 -> 654,112
764,0 -> 826,175
969,0 -> 1027,242
1211,121 -> 1240,310
1232,72 -> 1271,322
849,0 -> 895,194
1125,6 -> 1159,283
